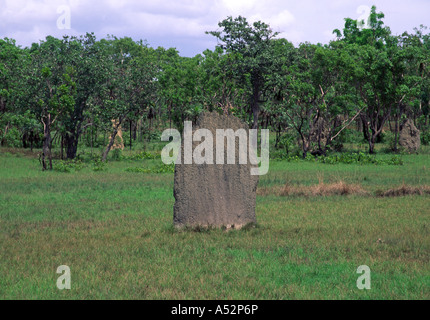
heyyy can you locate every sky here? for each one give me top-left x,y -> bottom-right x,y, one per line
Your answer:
1,0 -> 429,57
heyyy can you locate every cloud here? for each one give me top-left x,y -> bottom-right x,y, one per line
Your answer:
0,0 -> 429,56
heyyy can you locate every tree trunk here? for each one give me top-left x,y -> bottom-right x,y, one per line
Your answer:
368,140 -> 375,154
42,118 -> 52,171
129,120 -> 132,150
65,133 -> 79,160
30,132 -> 34,152
90,126 -> 93,156
361,116 -> 369,142
251,80 -> 260,129
60,135 -> 64,160
102,127 -> 119,162
132,120 -> 137,141
251,99 -> 259,130
275,124 -> 281,149
393,113 -> 399,152
368,127 -> 378,154
1,124 -> 9,146
301,135 -> 309,159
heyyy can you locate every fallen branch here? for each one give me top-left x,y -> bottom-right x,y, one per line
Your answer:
330,107 -> 366,142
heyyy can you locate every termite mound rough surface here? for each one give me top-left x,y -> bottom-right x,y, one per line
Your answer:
173,111 -> 259,229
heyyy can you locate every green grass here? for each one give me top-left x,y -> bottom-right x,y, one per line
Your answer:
0,146 -> 429,299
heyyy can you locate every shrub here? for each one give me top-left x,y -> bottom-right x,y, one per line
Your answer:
53,160 -> 85,173
124,151 -> 157,160
277,133 -> 296,153
146,130 -> 162,142
92,158 -> 107,172
272,151 -> 403,165
421,127 -> 430,146
340,128 -> 365,144
3,127 -> 22,148
125,163 -> 174,173
111,148 -> 122,161
318,152 -> 403,165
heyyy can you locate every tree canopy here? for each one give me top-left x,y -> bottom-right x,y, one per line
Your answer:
1,7 -> 429,169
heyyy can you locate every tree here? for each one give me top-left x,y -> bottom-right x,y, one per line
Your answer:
399,26 -> 430,130
333,5 -> 391,49
60,33 -> 106,160
332,6 -> 416,153
206,16 -> 278,128
200,47 -> 248,116
94,37 -> 157,161
25,36 -> 76,170
0,38 -> 23,116
158,53 -> 204,130
269,42 -> 352,157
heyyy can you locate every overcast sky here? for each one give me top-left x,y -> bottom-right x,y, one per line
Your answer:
1,0 -> 429,56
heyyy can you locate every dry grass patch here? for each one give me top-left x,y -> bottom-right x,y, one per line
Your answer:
258,180 -> 368,197
282,180 -> 368,197
376,184 -> 430,197
258,181 -> 430,198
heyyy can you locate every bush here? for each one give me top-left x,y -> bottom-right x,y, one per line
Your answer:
92,158 -> 107,172
318,152 -> 403,165
124,151 -> 157,160
53,160 -> 85,173
277,133 -> 296,153
421,127 -> 430,146
379,130 -> 397,151
111,148 -> 122,161
125,163 -> 174,173
3,127 -> 22,148
145,130 -> 162,142
340,128 -> 365,144
272,151 -> 403,166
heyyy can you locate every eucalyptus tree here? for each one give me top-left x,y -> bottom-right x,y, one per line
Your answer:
60,33 -> 106,159
200,47 -> 248,117
207,16 -> 278,128
25,36 -> 76,170
333,5 -> 391,48
332,6 -> 418,153
94,37 -> 157,161
385,31 -> 429,151
264,38 -> 296,147
268,41 -> 352,157
0,38 -> 23,116
0,38 -> 36,148
158,53 -> 204,130
399,26 -> 430,129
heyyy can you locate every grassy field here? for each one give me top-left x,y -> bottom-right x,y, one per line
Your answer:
0,145 -> 429,300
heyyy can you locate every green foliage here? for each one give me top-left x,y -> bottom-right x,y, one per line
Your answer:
143,130 -> 162,142
1,7 -> 430,164
53,159 -> 84,173
272,151 -> 403,165
92,158 -> 107,172
421,127 -> 430,146
74,151 -> 102,162
111,148 -> 122,161
123,151 -> 157,161
206,15 -> 280,127
158,54 -> 205,129
333,5 -> 390,48
318,152 -> 403,165
125,163 -> 174,173
2,127 -> 21,147
340,128 -> 365,144
380,131 -> 396,151
277,133 -> 297,154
